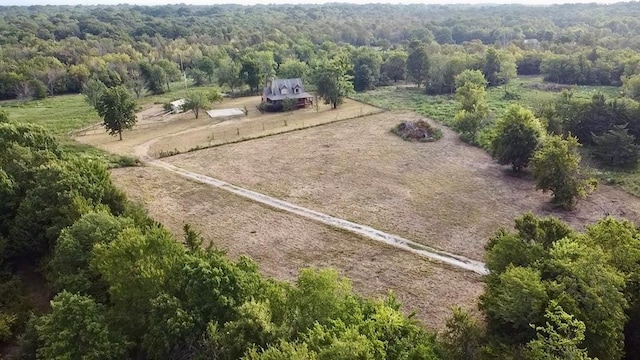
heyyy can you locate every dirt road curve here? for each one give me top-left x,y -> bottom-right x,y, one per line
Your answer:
141,145 -> 489,275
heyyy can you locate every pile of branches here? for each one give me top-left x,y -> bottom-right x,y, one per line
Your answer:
391,120 -> 443,142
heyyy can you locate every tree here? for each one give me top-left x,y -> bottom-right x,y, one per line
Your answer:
95,86 -> 137,140
381,51 -> 407,83
82,77 -> 107,108
623,75 -> 640,101
526,301 -> 593,360
45,67 -> 66,96
352,47 -> 382,91
241,51 -> 276,93
277,58 -> 309,80
126,67 -> 146,99
35,292 -> 126,360
314,54 -> 354,109
454,69 -> 486,90
189,68 -> 208,86
139,62 -> 167,95
441,307 -> 483,360
592,124 -> 640,168
195,56 -> 216,83
156,59 -> 181,92
483,48 -> 502,86
217,57 -> 243,95
184,90 -> 222,119
406,46 -> 429,87
491,105 -> 546,172
453,73 -> 488,144
48,211 -> 131,298
531,135 -> 596,209
14,81 -> 34,101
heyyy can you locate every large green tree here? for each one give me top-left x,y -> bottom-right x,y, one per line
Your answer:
531,135 -> 596,209
381,51 -> 407,83
314,53 -> 354,109
406,46 -> 429,88
95,86 -> 137,140
139,62 -> 167,95
183,89 -> 222,119
82,77 -> 107,108
491,105 -> 546,172
592,124 -> 640,168
35,292 -> 126,360
277,58 -> 309,80
453,71 -> 488,144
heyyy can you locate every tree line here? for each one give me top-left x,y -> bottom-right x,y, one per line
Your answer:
3,4 -> 640,101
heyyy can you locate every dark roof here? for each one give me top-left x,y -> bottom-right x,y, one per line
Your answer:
263,78 -> 311,100
266,92 -> 313,101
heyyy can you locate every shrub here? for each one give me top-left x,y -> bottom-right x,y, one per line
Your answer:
114,156 -> 140,168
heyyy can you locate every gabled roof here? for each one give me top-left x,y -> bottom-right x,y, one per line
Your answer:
272,78 -> 304,92
263,78 -> 309,100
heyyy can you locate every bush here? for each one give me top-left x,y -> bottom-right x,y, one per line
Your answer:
391,120 -> 443,142
257,102 -> 283,113
113,156 -> 140,168
28,80 -> 47,100
282,98 -> 297,112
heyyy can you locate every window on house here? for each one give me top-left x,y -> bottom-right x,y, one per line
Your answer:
295,88 -> 300,93
281,88 -> 288,95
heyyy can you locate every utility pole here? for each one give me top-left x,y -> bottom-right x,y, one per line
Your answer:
180,52 -> 188,94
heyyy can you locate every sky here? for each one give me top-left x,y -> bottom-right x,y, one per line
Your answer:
0,0 -> 629,5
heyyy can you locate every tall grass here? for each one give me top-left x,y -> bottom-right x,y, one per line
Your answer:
352,76 -> 622,126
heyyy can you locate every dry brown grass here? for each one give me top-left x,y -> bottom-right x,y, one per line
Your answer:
165,110 -> 640,261
75,96 -> 381,157
110,166 -> 483,329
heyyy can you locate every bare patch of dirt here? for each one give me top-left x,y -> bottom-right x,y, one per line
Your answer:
165,111 -> 640,261
109,166 -> 484,329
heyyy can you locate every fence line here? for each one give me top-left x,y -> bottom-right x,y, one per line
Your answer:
188,108 -> 386,155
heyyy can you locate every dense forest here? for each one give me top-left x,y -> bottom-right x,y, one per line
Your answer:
2,2 -> 640,101
4,2 -> 640,360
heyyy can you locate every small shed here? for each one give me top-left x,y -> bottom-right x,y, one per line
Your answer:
170,99 -> 186,114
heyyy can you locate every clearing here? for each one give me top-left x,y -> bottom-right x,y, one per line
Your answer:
109,165 -> 484,329
75,96 -> 381,157
165,110 -> 640,261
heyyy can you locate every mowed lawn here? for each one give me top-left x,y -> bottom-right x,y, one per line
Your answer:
165,110 -> 640,260
109,165 -> 484,329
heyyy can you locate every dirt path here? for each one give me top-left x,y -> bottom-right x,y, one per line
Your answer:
134,136 -> 488,275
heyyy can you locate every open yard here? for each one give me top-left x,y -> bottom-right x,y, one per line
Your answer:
75,96 -> 381,157
165,110 -> 640,261
109,165 -> 484,329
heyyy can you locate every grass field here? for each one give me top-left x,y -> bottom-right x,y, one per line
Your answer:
109,165 -> 484,329
165,110 -> 640,261
353,76 -> 621,126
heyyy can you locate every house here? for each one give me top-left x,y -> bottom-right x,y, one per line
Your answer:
262,78 -> 313,108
